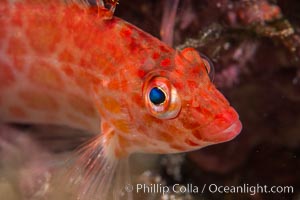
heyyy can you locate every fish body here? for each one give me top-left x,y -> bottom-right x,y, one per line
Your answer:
0,0 -> 242,199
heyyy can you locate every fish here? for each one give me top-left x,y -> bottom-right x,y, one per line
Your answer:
0,0 -> 242,199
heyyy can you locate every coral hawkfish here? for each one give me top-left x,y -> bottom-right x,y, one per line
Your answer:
0,0 -> 242,199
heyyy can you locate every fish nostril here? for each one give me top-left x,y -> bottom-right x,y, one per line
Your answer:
199,53 -> 215,82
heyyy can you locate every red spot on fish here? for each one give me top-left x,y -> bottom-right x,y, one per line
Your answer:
181,112 -> 201,129
79,57 -> 92,70
160,58 -> 171,67
61,64 -> 74,76
128,38 -> 139,52
132,93 -> 143,105
187,80 -> 198,91
10,4 -> 23,26
195,106 -> 211,117
191,66 -> 201,74
59,49 -> 74,63
9,106 -> 28,118
154,131 -> 174,142
214,108 -> 238,127
152,52 -> 160,60
185,138 -> 199,146
120,27 -> 132,39
0,0 -> 10,15
0,61 -> 15,90
90,74 -> 102,85
0,23 -> 6,44
192,129 -> 204,141
143,114 -> 162,124
160,45 -> 170,53
137,69 -> 146,78
107,79 -> 120,90
173,81 -> 184,90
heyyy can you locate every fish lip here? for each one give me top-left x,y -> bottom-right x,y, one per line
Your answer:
220,119 -> 243,141
190,119 -> 242,145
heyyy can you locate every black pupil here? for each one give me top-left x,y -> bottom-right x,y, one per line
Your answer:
149,87 -> 166,105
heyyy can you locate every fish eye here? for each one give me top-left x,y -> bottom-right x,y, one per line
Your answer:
149,87 -> 166,105
200,53 -> 215,82
143,75 -> 181,119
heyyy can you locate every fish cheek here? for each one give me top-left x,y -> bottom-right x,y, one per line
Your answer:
179,108 -> 203,130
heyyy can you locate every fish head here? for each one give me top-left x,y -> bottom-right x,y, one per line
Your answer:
95,46 -> 241,156
136,47 -> 242,153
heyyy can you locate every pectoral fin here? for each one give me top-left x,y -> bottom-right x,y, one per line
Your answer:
63,120 -> 132,200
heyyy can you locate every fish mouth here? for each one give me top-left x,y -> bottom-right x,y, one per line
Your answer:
191,118 -> 242,144
217,119 -> 243,142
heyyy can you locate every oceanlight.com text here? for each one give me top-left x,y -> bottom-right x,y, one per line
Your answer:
208,183 -> 294,196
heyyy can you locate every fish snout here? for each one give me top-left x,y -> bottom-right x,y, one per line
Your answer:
192,107 -> 242,143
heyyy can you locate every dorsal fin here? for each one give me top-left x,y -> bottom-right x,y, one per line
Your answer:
64,0 -> 119,19
65,0 -> 98,7
8,0 -> 118,18
66,0 -> 118,13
